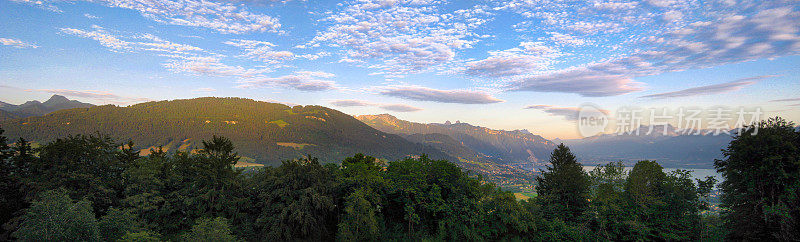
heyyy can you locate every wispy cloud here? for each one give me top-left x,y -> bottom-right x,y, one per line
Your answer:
504,4 -> 800,97
9,0 -> 61,12
641,75 -> 775,99
464,42 -> 561,77
84,13 -> 101,19
60,25 -> 335,92
507,67 -> 645,97
163,56 -> 268,78
35,0 -> 281,34
329,99 -> 422,112
330,99 -> 372,107
379,85 -> 504,104
380,104 -> 423,112
770,97 -> 800,102
309,1 -> 492,75
548,32 -> 590,46
525,105 -> 609,121
239,71 -> 338,91
60,26 -> 204,56
224,39 -> 294,64
1,37 -> 39,49
59,26 -> 280,80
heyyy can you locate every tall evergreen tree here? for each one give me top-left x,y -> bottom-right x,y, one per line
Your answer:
715,117 -> 800,240
0,128 -> 23,240
535,144 -> 590,224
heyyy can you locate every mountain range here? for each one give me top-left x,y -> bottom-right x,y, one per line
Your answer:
355,114 -> 557,170
0,95 -> 94,119
556,124 -> 731,169
0,95 -> 732,182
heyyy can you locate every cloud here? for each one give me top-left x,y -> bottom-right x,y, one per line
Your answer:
662,10 -> 683,22
464,42 -> 560,77
771,97 -> 800,102
641,75 -> 775,99
60,27 -> 132,51
61,25 -> 334,92
84,13 -> 101,19
525,105 -> 609,121
238,71 -> 337,91
9,0 -> 61,12
507,67 -> 645,96
379,104 -> 423,112
309,1 -> 492,75
293,71 -> 335,78
330,99 -> 372,107
14,0 -> 280,33
108,0 -> 280,34
163,56 -> 268,78
224,39 -> 294,64
59,27 -> 267,78
549,32 -> 589,46
379,85 -> 504,104
60,26 -> 204,56
506,6 -> 800,97
328,99 -> 422,112
1,37 -> 39,49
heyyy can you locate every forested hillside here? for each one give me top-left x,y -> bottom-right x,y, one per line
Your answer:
0,97 -> 452,165
402,133 -> 538,187
0,110 -> 17,121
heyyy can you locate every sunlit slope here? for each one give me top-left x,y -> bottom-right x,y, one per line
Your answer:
0,97 -> 453,165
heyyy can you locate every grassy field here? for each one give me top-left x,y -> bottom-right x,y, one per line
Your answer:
513,192 -> 538,201
276,142 -> 315,150
235,157 -> 265,168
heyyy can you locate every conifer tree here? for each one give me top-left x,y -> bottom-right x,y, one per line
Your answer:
536,144 -> 591,224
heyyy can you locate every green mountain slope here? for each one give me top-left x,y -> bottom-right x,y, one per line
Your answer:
0,109 -> 18,121
0,97 -> 453,165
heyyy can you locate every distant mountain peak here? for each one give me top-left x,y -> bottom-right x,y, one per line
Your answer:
44,94 -> 71,105
21,100 -> 42,106
0,101 -> 13,108
355,114 -> 406,123
0,95 -> 93,118
356,113 -> 556,168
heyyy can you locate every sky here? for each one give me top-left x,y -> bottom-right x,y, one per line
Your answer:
1,0 -> 799,139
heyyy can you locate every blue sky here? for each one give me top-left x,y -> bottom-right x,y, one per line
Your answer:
1,0 -> 798,139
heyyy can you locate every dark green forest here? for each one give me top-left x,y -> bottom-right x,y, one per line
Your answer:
0,117 -> 798,241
